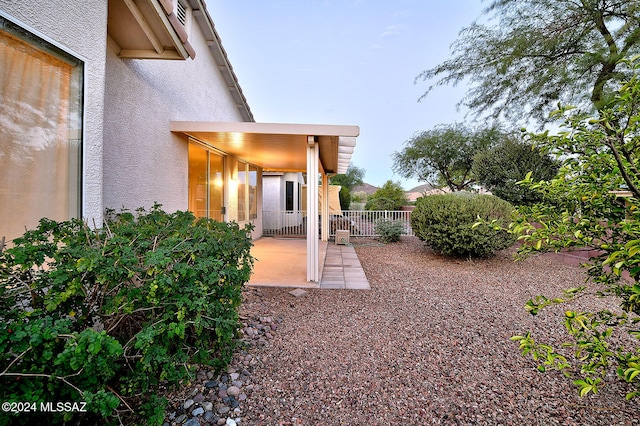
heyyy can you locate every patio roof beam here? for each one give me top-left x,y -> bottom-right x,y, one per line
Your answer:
171,121 -> 359,175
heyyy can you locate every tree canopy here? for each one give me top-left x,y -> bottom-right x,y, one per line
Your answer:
472,137 -> 559,205
365,180 -> 408,211
392,124 -> 503,191
329,165 -> 365,210
417,0 -> 640,123
508,60 -> 640,399
329,165 -> 365,190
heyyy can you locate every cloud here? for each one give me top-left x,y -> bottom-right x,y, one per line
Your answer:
380,25 -> 401,38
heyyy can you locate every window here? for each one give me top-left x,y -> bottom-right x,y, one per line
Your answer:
237,162 -> 258,222
286,181 -> 294,212
188,142 -> 224,221
249,165 -> 258,220
237,162 -> 247,222
0,16 -> 84,242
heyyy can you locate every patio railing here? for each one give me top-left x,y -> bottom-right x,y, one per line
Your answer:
262,210 -> 414,238
262,211 -> 307,237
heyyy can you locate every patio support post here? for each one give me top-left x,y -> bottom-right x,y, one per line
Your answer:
321,173 -> 329,242
306,136 -> 319,282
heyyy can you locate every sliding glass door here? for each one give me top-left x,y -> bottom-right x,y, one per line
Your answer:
188,142 -> 224,221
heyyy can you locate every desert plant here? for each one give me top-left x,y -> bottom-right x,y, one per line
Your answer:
411,193 -> 516,257
374,219 -> 405,243
0,205 -> 254,425
351,191 -> 368,204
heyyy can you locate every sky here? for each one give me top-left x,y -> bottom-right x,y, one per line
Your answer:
210,0 -> 487,190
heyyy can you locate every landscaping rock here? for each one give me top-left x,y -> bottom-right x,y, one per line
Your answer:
183,399 -> 194,410
162,294 -> 282,425
226,386 -> 240,398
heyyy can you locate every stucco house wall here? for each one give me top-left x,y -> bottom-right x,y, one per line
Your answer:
0,0 -> 107,227
263,172 -> 305,212
103,12 -> 246,214
263,173 -> 283,213
1,1 -> 263,239
262,172 -> 305,231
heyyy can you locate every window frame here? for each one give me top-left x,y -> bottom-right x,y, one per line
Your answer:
188,140 -> 225,221
0,12 -> 86,240
237,161 -> 259,222
285,181 -> 294,212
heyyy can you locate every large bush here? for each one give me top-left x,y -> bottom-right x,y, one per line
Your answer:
411,193 -> 516,257
0,205 -> 254,425
472,138 -> 559,206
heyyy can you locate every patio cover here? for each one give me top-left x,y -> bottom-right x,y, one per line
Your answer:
170,121 -> 359,282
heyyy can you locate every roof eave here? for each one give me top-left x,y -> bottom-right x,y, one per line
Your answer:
188,0 -> 254,122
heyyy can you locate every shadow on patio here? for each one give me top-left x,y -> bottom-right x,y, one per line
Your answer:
248,237 -> 370,290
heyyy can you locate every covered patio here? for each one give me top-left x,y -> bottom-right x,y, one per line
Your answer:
171,121 -> 366,286
249,237 -> 370,290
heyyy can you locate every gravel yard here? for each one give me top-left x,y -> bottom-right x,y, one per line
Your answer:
166,236 -> 639,425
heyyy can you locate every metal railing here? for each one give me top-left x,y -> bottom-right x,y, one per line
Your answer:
342,210 -> 414,237
262,210 -> 413,238
263,211 -> 307,237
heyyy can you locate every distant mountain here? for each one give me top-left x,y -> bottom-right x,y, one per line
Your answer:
352,182 -> 451,201
352,183 -> 379,195
405,183 -> 449,201
407,183 -> 435,193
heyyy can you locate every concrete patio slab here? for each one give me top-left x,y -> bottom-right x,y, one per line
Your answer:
249,238 -> 323,288
248,237 -> 370,290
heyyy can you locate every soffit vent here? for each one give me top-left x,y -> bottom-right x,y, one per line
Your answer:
176,0 -> 187,26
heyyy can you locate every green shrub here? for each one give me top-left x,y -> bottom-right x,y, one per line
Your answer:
374,219 -> 405,243
365,180 -> 408,211
338,186 -> 352,210
365,196 -> 396,211
472,138 -> 559,206
411,193 -> 516,257
0,205 -> 254,425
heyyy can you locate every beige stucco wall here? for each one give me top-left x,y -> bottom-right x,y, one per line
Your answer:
0,0 -> 107,227
103,7 -> 247,215
1,2 -> 262,236
263,172 -> 306,212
